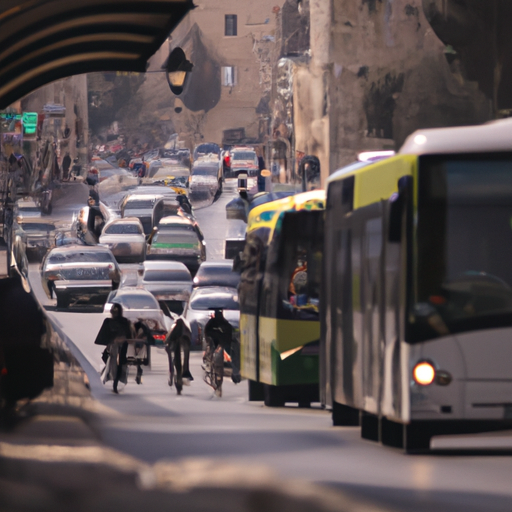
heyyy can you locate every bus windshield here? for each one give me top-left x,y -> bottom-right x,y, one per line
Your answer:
411,154 -> 512,341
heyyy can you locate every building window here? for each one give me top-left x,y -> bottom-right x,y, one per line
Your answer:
225,15 -> 237,36
222,66 -> 236,86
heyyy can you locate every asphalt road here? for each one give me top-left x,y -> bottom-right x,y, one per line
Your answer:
27,180 -> 512,512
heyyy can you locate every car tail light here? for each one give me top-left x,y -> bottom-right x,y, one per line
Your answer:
413,361 -> 436,386
153,333 -> 166,341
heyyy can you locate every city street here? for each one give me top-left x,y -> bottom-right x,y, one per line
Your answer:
24,181 -> 512,512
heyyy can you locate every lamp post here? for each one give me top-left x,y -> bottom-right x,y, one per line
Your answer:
164,47 -> 193,96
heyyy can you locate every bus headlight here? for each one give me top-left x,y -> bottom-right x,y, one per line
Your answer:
413,361 -> 436,386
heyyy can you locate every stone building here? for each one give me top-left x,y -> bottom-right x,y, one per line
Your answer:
158,0 -> 279,149
273,0 -> 494,184
20,76 -> 89,169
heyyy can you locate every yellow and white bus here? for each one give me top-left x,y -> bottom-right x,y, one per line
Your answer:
321,118 -> 512,451
239,190 -> 325,406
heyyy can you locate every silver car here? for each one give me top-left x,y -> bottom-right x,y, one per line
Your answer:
99,217 -> 146,263
141,261 -> 192,314
183,286 -> 240,350
16,219 -> 57,261
41,245 -> 121,309
103,288 -> 174,345
119,193 -> 166,235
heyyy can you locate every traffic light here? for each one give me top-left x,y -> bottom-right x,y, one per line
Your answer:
22,112 -> 38,136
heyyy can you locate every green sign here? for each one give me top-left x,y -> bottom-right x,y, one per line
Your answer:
22,112 -> 38,135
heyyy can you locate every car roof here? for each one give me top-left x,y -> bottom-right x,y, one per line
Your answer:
50,244 -> 111,253
143,261 -> 190,272
106,217 -> 142,225
158,216 -> 194,226
198,261 -> 234,270
191,286 -> 238,297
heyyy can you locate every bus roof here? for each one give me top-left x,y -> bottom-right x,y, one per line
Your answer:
247,190 -> 325,239
400,117 -> 512,155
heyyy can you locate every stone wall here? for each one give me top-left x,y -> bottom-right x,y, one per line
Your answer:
296,0 -> 492,178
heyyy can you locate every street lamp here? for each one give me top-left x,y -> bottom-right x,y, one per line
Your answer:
164,47 -> 193,96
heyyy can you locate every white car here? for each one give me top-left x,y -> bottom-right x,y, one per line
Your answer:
99,217 -> 146,263
103,288 -> 175,345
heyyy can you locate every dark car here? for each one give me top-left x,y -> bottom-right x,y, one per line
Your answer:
193,142 -> 221,161
141,260 -> 192,314
189,160 -> 223,198
193,261 -> 240,288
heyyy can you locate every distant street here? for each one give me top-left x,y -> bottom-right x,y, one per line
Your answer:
26,180 -> 512,512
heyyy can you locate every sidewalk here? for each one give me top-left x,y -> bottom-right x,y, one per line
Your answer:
0,403 -> 393,512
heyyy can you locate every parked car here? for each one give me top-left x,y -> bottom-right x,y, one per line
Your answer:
189,159 -> 223,198
229,147 -> 258,177
147,216 -> 206,275
184,286 -> 240,349
141,261 -> 192,314
41,245 -> 121,308
15,219 -> 57,261
103,288 -> 174,345
99,217 -> 146,263
193,261 -> 240,288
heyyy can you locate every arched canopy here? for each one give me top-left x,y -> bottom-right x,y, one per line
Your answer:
0,0 -> 194,108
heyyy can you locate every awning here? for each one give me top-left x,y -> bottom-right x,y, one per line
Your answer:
0,0 -> 194,108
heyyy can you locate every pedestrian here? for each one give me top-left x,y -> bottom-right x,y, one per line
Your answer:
94,303 -> 134,393
256,146 -> 266,193
62,153 -> 71,180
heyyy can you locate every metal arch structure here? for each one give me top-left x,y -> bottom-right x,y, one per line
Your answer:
0,0 -> 194,109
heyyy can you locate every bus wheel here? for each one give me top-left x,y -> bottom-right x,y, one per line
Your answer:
361,411 -> 379,441
332,401 -> 360,426
264,384 -> 285,407
248,380 -> 265,401
381,417 -> 403,448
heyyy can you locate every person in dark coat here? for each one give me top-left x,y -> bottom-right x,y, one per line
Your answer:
165,317 -> 193,395
256,146 -> 266,193
95,303 -> 133,393
62,153 -> 71,180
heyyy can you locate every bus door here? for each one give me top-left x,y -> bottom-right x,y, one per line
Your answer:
359,206 -> 384,415
259,210 -> 323,385
239,227 -> 269,381
323,177 -> 357,408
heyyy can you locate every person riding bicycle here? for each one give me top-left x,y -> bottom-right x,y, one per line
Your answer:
204,309 -> 232,351
203,309 -> 241,396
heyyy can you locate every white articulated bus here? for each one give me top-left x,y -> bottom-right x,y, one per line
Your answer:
321,118 -> 512,451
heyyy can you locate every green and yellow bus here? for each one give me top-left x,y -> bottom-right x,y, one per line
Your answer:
239,190 -> 325,406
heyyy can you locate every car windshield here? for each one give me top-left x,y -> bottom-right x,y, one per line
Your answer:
195,266 -> 240,287
125,199 -> 155,209
113,293 -> 159,310
20,223 -> 54,231
411,154 -> 512,341
192,166 -> 218,176
232,151 -> 256,161
48,250 -> 113,264
190,289 -> 239,311
194,143 -> 220,159
105,223 -> 142,235
143,269 -> 191,282
153,167 -> 189,179
153,230 -> 200,246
